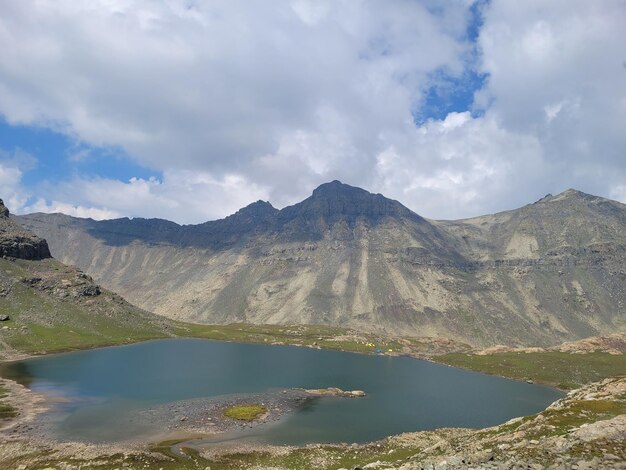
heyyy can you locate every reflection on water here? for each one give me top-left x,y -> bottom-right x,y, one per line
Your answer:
1,338 -> 563,445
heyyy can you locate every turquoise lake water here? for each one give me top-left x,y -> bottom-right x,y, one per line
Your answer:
1,338 -> 563,445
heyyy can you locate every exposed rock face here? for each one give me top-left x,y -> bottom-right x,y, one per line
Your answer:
20,271 -> 103,299
0,199 -> 51,260
17,183 -> 626,347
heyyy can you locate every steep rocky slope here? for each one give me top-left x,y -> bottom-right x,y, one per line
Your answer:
0,199 -> 173,360
0,199 -> 50,260
18,182 -> 626,347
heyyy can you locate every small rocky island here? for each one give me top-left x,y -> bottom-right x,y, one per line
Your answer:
136,387 -> 366,437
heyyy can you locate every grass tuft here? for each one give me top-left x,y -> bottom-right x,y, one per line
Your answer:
223,404 -> 267,421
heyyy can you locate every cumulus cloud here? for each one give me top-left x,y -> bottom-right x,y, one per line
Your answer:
373,112 -> 550,218
372,0 -> 626,218
0,148 -> 37,212
0,0 -> 624,222
0,0 -> 472,220
25,199 -> 121,220
0,1 -> 467,167
25,171 -> 270,224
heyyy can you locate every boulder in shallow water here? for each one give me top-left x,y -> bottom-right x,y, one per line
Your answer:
305,387 -> 366,398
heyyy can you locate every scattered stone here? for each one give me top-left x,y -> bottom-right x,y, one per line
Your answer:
73,284 -> 101,297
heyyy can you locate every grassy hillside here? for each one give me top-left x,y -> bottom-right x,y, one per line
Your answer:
0,257 -> 172,358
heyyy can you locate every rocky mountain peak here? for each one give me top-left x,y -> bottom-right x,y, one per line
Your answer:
280,180 -> 420,224
232,200 -> 277,219
548,188 -> 599,203
561,188 -> 587,197
0,199 -> 9,218
14,188 -> 626,346
311,180 -> 365,197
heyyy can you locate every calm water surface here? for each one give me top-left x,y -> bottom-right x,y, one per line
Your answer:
1,338 -> 563,445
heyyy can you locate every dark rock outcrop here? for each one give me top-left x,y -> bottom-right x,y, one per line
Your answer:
0,199 -> 51,260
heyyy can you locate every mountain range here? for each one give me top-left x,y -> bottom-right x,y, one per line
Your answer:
17,181 -> 626,347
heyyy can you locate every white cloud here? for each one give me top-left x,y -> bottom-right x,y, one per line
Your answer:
25,171 -> 270,224
0,164 -> 27,212
0,0 -> 625,223
25,199 -> 121,220
359,0 -> 626,219
0,0 -> 467,171
372,112 -> 550,218
0,149 -> 37,212
0,0 -> 474,221
478,1 -> 626,154
472,0 -> 626,204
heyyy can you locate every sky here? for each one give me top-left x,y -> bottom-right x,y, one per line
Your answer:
0,0 -> 625,224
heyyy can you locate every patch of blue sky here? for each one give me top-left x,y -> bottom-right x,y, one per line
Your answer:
414,70 -> 487,125
466,0 -> 488,42
413,0 -> 489,125
0,118 -> 160,188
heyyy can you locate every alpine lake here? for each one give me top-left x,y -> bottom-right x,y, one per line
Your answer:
0,338 -> 563,446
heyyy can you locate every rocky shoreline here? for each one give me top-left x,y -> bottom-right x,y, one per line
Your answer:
136,386 -> 366,437
136,388 -> 316,436
0,381 -> 367,450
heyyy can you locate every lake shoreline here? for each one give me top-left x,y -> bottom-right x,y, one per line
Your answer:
0,338 -> 623,469
0,376 -> 369,467
0,338 -> 563,449
0,334 -> 569,459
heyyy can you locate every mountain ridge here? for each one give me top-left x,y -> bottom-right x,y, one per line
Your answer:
15,182 -> 626,347
20,183 -> 620,233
